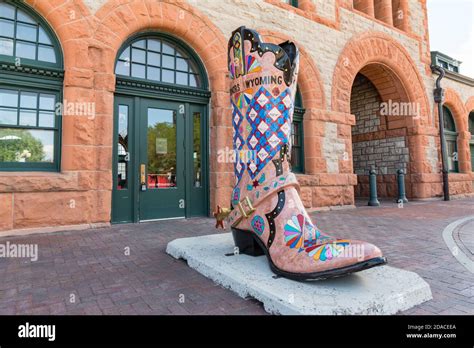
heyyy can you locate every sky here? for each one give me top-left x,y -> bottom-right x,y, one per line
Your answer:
427,0 -> 474,78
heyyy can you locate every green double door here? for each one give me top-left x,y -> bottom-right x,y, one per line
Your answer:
112,95 -> 208,223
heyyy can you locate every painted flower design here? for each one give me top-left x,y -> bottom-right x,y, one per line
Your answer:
284,214 -> 305,251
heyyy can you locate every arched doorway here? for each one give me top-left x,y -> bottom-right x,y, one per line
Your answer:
349,66 -> 412,199
112,33 -> 210,223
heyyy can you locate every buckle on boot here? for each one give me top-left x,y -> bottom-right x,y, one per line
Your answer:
237,197 -> 255,218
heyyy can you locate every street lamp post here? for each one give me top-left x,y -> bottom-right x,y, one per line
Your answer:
431,64 -> 450,201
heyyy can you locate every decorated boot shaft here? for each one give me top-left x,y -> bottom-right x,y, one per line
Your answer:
228,26 -> 299,203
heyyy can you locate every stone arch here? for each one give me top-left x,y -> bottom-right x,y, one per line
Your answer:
331,31 -> 430,123
464,96 -> 474,117
89,0 -> 230,210
333,31 -> 435,199
25,0 -> 92,65
331,31 -> 440,199
444,88 -> 468,132
444,88 -> 470,172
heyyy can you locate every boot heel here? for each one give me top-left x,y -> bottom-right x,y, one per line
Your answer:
231,228 -> 265,256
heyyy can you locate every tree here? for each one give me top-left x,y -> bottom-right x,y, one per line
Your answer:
0,129 -> 46,162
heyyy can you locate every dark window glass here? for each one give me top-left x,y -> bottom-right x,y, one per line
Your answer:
291,88 -> 304,173
0,107 -> 16,125
131,48 -> 146,64
162,42 -> 174,55
468,112 -> 474,135
0,2 -> 15,19
446,140 -> 458,172
0,38 -> 14,55
0,19 -> 14,37
162,55 -> 174,69
38,45 -> 56,63
176,72 -> 188,85
115,60 -> 129,76
115,37 -> 202,87
0,89 -> 18,107
38,26 -> 52,45
162,69 -> 174,84
193,112 -> 201,187
131,39 -> 145,49
131,63 -> 145,79
0,128 -> 54,163
0,3 -> 62,171
117,105 -> 129,190
39,94 -> 55,110
148,39 -> 160,52
147,108 -> 177,188
20,92 -> 37,108
0,3 -> 58,64
16,23 -> 37,42
443,106 -> 456,132
443,106 -> 458,172
19,109 -> 36,126
147,66 -> 160,81
16,41 -> 36,59
0,87 -> 59,166
148,51 -> 160,66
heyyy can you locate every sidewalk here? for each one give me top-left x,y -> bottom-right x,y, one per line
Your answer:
0,198 -> 473,315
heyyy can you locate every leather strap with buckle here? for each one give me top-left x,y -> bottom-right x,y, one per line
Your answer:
226,172 -> 299,228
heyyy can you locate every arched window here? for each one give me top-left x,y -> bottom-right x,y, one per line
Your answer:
115,36 -> 204,88
282,0 -> 299,7
291,87 -> 305,173
469,111 -> 474,171
442,106 -> 458,173
0,1 -> 63,171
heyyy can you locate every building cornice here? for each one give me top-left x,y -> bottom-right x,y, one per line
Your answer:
433,70 -> 474,87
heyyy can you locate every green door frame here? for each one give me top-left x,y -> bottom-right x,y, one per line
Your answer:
112,92 -> 210,223
112,32 -> 211,223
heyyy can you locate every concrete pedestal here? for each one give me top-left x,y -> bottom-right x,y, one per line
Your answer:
166,233 -> 432,315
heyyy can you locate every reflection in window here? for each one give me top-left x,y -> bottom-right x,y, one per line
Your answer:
193,112 -> 201,187
0,2 -> 57,64
0,87 -> 57,164
291,87 -> 305,173
117,105 -> 129,190
0,128 -> 54,162
0,2 -> 62,171
115,38 -> 201,88
469,112 -> 474,172
442,106 -> 458,173
147,108 -> 177,188
282,0 -> 298,7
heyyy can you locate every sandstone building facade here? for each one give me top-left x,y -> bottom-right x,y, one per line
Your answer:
0,0 -> 473,232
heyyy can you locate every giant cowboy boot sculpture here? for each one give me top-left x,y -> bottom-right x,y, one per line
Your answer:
216,26 -> 387,280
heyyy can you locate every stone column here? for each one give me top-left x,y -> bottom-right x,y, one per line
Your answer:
458,131 -> 472,173
374,0 -> 393,25
392,0 -> 409,31
353,0 -> 375,17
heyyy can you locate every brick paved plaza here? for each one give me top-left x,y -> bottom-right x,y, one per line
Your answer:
0,198 -> 473,315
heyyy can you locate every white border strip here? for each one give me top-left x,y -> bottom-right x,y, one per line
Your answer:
442,216 -> 474,273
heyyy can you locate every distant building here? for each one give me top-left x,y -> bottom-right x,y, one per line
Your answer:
431,51 -> 461,73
